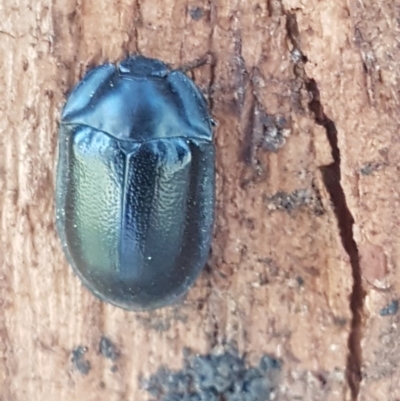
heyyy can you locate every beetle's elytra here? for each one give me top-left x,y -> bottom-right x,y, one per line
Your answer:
56,55 -> 215,311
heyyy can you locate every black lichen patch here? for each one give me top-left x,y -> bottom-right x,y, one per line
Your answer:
99,336 -> 120,361
188,6 -> 204,20
241,100 -> 291,186
251,106 -> 291,154
360,161 -> 386,176
264,188 -> 324,215
380,300 -> 399,316
71,346 -> 91,375
141,347 -> 281,401
260,114 -> 291,153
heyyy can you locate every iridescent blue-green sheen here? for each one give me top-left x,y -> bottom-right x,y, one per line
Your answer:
56,56 -> 215,311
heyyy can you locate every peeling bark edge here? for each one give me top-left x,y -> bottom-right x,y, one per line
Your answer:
284,11 -> 364,401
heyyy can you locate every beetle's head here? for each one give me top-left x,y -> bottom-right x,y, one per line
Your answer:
118,55 -> 170,78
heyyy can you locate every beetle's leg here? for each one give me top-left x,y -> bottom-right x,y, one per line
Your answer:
175,52 -> 214,73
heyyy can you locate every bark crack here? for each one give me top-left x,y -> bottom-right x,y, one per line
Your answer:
133,0 -> 141,53
206,0 -> 217,114
0,30 -> 16,39
284,11 -> 364,401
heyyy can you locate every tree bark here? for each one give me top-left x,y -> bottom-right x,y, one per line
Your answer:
0,0 -> 398,400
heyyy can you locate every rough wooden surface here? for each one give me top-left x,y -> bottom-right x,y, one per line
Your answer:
0,0 -> 398,400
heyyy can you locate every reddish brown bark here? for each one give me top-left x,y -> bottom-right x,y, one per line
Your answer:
0,0 -> 398,400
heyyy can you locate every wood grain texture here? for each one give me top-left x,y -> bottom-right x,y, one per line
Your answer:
0,0 -> 398,400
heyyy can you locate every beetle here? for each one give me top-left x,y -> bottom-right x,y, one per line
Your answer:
56,55 -> 215,311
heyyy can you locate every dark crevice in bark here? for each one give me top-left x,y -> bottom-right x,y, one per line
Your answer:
133,0 -> 141,53
310,84 -> 363,401
0,30 -> 16,39
207,54 -> 217,114
284,11 -> 364,401
241,74 -> 257,166
204,265 -> 220,348
206,0 -> 217,115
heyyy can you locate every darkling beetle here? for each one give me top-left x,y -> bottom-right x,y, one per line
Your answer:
56,55 -> 215,311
